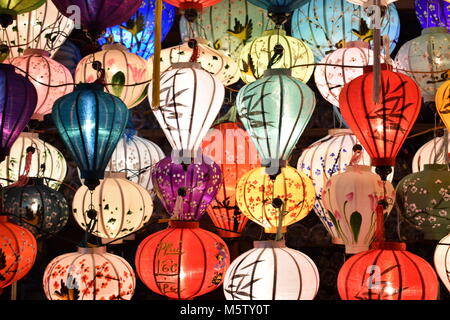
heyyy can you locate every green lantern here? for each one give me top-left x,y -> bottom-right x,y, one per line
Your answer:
396,164 -> 450,240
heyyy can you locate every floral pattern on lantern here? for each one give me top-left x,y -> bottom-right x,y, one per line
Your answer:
434,233 -> 450,293
412,133 -> 450,173
0,0 -> 46,18
415,0 -> 450,32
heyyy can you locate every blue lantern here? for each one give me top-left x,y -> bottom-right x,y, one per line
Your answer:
52,83 -> 129,190
415,0 -> 450,31
248,0 -> 306,13
98,0 -> 175,60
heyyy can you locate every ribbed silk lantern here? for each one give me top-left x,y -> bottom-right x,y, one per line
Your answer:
0,0 -> 45,27
412,133 -> 450,173
436,80 -> 450,132
135,220 -> 230,300
415,0 -> 450,31
164,0 -> 221,10
434,233 -> 450,293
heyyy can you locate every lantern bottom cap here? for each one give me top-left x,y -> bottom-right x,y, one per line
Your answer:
216,229 -> 241,238
345,244 -> 370,254
331,237 -> 344,245
264,226 -> 287,234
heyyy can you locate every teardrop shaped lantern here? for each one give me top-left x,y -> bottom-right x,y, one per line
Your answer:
436,80 -> 450,132
236,68 -> 315,170
434,233 -> 450,293
52,83 -> 129,190
0,0 -> 45,27
415,0 -> 450,32
412,133 -> 450,173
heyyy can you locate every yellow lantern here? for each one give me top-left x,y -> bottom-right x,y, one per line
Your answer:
436,80 -> 450,129
236,165 -> 315,233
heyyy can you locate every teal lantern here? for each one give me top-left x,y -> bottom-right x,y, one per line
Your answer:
52,83 -> 129,190
236,68 -> 316,173
396,164 -> 450,240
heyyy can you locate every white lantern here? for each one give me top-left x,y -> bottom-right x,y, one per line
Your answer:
43,246 -> 135,300
75,43 -> 150,108
434,233 -> 450,293
223,240 -> 319,300
148,62 -> 225,154
72,172 -> 153,241
0,132 -> 67,190
412,133 -> 450,173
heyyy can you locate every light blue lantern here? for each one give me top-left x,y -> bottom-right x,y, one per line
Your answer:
415,0 -> 450,31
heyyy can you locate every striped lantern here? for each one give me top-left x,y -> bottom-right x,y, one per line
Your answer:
412,133 -> 450,173
434,233 -> 450,293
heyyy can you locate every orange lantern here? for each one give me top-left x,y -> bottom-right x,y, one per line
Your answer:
201,122 -> 260,238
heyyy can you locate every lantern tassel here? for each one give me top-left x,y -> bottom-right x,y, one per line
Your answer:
374,203 -> 385,244
151,0 -> 163,109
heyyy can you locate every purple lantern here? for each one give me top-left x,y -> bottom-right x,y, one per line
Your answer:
0,64 -> 37,162
151,156 -> 222,221
415,0 -> 450,31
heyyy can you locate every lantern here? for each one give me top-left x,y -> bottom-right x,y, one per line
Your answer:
412,134 -> 450,173
148,62 -> 224,155
0,132 -> 67,190
72,172 -> 153,241
0,216 -> 37,288
238,29 -> 314,84
434,233 -> 450,292
236,165 -> 315,233
338,242 -> 439,300
223,240 -> 319,300
52,83 -> 129,190
0,64 -> 37,162
415,0 -> 450,31
0,0 -> 45,27
339,64 -> 422,177
163,0 -> 221,10
236,68 -> 315,168
436,80 -> 450,132
3,178 -> 69,239
43,246 -> 135,300
395,27 -> 450,103
151,156 -> 222,221
98,0 -> 175,60
7,49 -> 73,121
201,122 -> 261,238
135,220 -> 230,300
52,40 -> 82,76
396,164 -> 450,240
2,1 -> 74,58
290,0 -> 400,60
75,44 -> 149,109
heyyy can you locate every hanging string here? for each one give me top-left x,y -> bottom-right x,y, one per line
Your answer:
188,39 -> 199,62
151,0 -> 163,109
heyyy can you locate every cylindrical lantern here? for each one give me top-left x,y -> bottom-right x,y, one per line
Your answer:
338,242 -> 439,300
201,122 -> 261,238
52,83 -> 129,190
0,216 -> 37,288
151,156 -> 222,221
148,62 -> 224,154
396,164 -> 450,240
238,29 -> 315,84
43,246 -> 135,300
7,49 -> 73,120
395,27 -> 450,102
98,0 -> 175,60
72,172 -> 153,240
434,233 -> 450,293
223,240 -> 319,300
415,0 -> 450,32
236,68 -> 315,168
412,134 -> 450,173
75,44 -> 149,109
236,165 -> 315,233
0,0 -> 45,27
135,220 -> 230,300
291,0 -> 400,60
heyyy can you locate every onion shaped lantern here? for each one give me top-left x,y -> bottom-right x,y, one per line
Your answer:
151,156 -> 222,221
412,133 -> 450,173
135,220 -> 230,300
7,49 -> 73,121
415,0 -> 450,32
0,0 -> 45,27
338,242 -> 439,300
434,233 -> 450,293
52,83 -> 129,190
223,240 -> 319,300
236,68 -> 315,170
72,172 -> 153,241
236,165 -> 315,233
43,246 -> 135,300
201,122 -> 261,238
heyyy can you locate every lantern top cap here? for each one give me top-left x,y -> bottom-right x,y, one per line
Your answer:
328,128 -> 353,136
264,68 -> 292,77
263,29 -> 287,37
170,62 -> 202,70
363,63 -> 392,73
23,48 -> 50,57
77,246 -> 107,255
421,26 -> 449,35
20,131 -> 39,139
344,41 -> 370,49
105,171 -> 128,179
169,220 -> 200,228
423,164 -> 449,171
185,37 -> 209,45
254,240 -> 286,248
0,216 -> 8,223
74,83 -> 104,91
102,43 -> 129,52
346,164 -> 371,172
370,241 -> 406,251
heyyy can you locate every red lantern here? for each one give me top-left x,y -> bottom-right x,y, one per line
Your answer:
135,220 -> 230,299
165,0 -> 221,10
337,242 -> 439,300
201,122 -> 260,238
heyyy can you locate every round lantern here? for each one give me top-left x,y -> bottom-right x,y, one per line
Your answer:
396,164 -> 450,240
0,0 -> 45,27
0,132 -> 67,190
412,134 -> 450,173
7,49 -> 73,120
151,156 -> 222,221
236,165 -> 315,233
75,44 -> 149,109
223,240 -> 319,300
72,172 -> 153,241
238,29 -> 314,84
43,246 -> 135,300
0,64 -> 37,162
135,220 -> 230,299
148,62 -> 224,154
201,122 -> 261,238
236,68 -> 315,168
415,0 -> 450,32
395,27 -> 450,103
290,0 -> 400,60
98,0 -> 175,60
338,242 -> 439,300
434,233 -> 450,293
52,83 -> 129,190
0,216 -> 37,288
